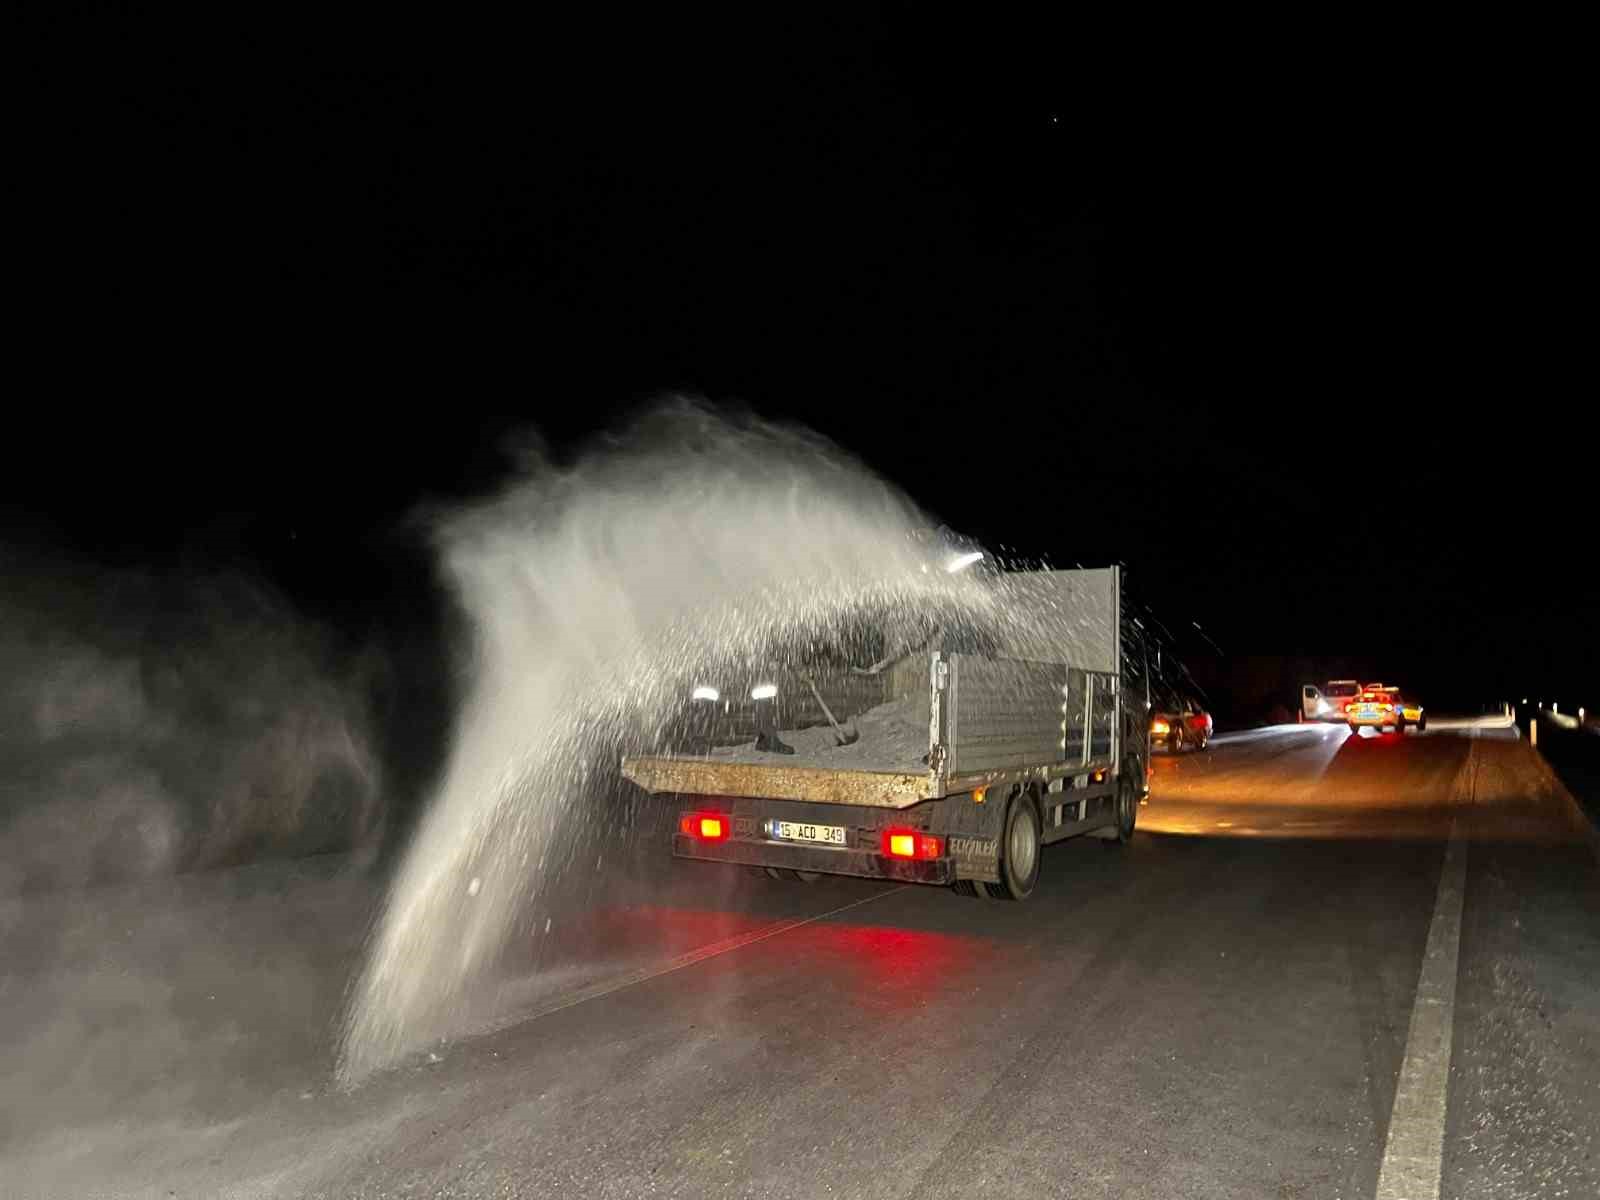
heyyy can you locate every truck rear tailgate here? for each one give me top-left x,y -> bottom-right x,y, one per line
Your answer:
620,756 -> 938,808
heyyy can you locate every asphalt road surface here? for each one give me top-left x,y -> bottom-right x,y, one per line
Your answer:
5,721 -> 1597,1199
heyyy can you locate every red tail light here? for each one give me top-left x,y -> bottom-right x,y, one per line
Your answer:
680,811 -> 730,842
882,828 -> 943,860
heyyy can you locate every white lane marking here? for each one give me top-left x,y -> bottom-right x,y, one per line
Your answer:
511,888 -> 901,1027
1374,819 -> 1467,1200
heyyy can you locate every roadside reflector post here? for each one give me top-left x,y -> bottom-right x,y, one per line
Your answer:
1530,718 -> 1538,747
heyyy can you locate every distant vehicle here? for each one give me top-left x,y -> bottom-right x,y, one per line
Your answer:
1364,687 -> 1423,730
1392,691 -> 1424,730
1301,679 -> 1362,722
1346,688 -> 1426,734
1152,700 -> 1212,751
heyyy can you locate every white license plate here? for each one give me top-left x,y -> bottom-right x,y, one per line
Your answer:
771,820 -> 846,846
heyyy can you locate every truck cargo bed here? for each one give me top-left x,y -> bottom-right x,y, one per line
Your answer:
623,692 -> 938,807
709,692 -> 930,773
621,568 -> 1139,816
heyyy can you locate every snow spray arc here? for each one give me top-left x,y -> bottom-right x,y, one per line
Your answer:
337,404 -> 1029,1080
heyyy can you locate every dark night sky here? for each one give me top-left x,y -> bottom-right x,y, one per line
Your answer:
11,19 -> 1593,709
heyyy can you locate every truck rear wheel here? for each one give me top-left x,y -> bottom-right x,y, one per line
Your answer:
1102,776 -> 1137,847
989,791 -> 1041,901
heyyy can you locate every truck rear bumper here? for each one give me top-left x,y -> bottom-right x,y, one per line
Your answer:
672,835 -> 954,885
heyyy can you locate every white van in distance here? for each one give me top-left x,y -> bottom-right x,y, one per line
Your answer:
1301,679 -> 1362,722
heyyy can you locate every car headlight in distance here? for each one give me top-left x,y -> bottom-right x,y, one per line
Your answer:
750,683 -> 778,701
691,686 -> 720,702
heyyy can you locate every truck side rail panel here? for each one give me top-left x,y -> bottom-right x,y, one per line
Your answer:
946,655 -> 1067,776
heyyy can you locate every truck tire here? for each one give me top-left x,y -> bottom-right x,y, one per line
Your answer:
987,791 -> 1041,901
1169,726 -> 1184,753
1102,776 -> 1138,847
1396,714 -> 1407,735
1418,714 -> 1427,732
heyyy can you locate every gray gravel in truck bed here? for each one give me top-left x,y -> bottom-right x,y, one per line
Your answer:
708,692 -> 930,774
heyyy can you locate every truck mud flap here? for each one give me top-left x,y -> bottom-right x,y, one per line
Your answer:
946,834 -> 1001,884
672,835 -> 953,885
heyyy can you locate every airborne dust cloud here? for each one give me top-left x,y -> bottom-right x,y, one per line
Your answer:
0,556 -> 386,1148
0,560 -> 382,895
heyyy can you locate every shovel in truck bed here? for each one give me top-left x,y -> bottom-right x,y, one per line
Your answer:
805,677 -> 861,747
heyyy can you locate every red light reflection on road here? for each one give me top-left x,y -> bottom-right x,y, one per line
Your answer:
521,903 -> 1000,1017
772,921 -> 1000,1010
537,904 -> 783,966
